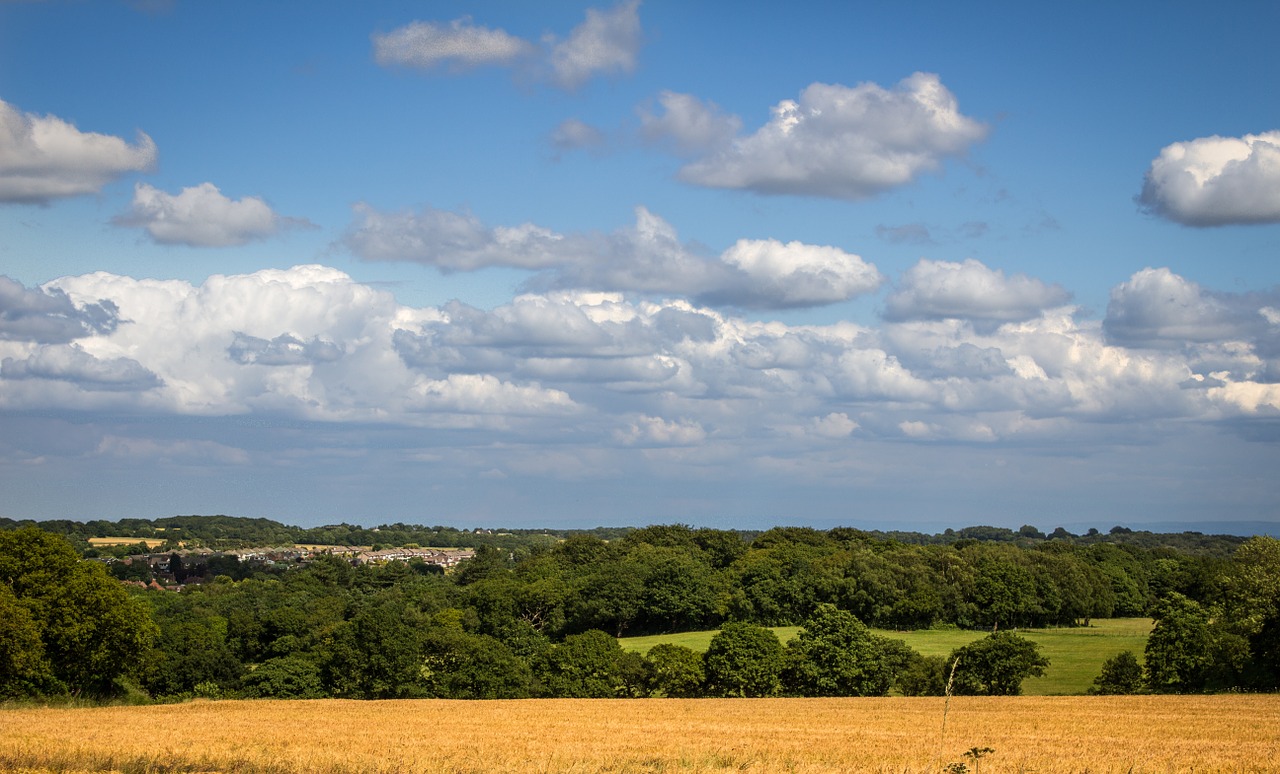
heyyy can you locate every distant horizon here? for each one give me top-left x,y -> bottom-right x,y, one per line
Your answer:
8,511 -> 1278,541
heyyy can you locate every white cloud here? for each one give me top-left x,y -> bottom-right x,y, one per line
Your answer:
677,73 -> 987,199
1103,267 -> 1272,350
1138,131 -> 1280,226
614,415 -> 706,446
408,373 -> 576,416
810,412 -> 858,439
884,258 -> 1071,323
3,262 -> 1272,474
0,98 -> 156,204
372,2 -> 642,90
372,18 -> 535,70
715,238 -> 884,308
548,0 -> 643,89
114,182 -> 305,247
639,91 -> 740,155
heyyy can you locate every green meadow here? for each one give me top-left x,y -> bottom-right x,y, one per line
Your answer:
619,617 -> 1153,695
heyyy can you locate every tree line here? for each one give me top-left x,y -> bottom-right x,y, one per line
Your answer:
1,520 -> 1276,702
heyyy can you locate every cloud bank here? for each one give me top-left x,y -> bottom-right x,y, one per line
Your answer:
0,263 -> 1272,444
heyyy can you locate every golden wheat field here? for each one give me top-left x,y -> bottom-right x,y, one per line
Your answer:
2,695 -> 1277,773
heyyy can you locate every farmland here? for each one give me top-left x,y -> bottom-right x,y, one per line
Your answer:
2,695 -> 1277,773
620,618 -> 1154,695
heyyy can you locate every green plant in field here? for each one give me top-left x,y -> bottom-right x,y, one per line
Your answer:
946,746 -> 996,774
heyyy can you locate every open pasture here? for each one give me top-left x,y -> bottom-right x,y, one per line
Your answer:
620,618 -> 1154,695
2,694 -> 1276,773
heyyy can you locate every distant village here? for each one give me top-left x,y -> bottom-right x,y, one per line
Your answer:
89,538 -> 476,589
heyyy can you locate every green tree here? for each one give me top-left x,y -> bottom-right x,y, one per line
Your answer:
1144,593 -> 1213,693
0,528 -> 158,697
143,610 -> 244,698
896,653 -> 949,696
703,621 -> 783,697
0,583 -> 57,698
644,643 -> 706,698
781,604 -> 890,696
240,653 -> 326,699
1090,650 -> 1144,695
321,602 -> 425,699
535,629 -> 626,698
419,627 -> 532,699
949,631 -> 1049,696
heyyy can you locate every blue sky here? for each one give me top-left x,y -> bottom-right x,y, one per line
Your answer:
2,1 -> 1279,533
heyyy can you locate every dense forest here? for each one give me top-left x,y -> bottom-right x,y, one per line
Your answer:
1,517 -> 1276,702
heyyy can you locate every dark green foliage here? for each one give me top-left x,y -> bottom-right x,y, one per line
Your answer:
1144,593 -> 1213,693
420,627 -> 532,699
143,609 -> 244,698
321,602 -> 425,699
896,653 -> 949,696
0,583 -> 58,698
1090,650 -> 1144,694
703,621 -> 783,697
644,643 -> 706,698
240,654 -> 326,699
949,631 -> 1049,696
781,604 -> 890,696
535,629 -> 627,698
4,516 -> 1279,702
0,528 -> 158,698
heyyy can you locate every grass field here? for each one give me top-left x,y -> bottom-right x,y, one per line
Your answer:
619,618 -> 1154,695
2,695 -> 1276,772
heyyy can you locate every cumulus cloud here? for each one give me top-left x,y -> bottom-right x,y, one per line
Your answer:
372,1 -> 642,90
884,259 -> 1071,323
0,276 -> 120,343
0,98 -> 156,204
344,204 -> 882,309
676,72 -> 987,199
372,17 -> 535,70
1138,131 -> 1280,226
3,261 -> 1273,471
2,344 -> 160,391
713,238 -> 884,309
1104,267 -> 1275,350
614,415 -> 706,446
810,412 -> 858,439
639,91 -> 741,155
113,182 -> 308,247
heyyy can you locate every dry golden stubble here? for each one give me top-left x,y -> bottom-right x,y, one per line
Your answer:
1,695 -> 1277,773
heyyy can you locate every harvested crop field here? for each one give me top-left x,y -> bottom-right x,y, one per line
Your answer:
2,695 -> 1277,773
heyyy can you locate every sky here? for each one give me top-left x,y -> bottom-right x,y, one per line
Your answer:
2,1 -> 1279,534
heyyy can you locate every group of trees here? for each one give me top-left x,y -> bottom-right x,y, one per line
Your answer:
1,519 -> 1277,702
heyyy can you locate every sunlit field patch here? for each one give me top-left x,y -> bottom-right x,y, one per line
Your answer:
620,618 -> 1154,695
2,694 -> 1276,773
